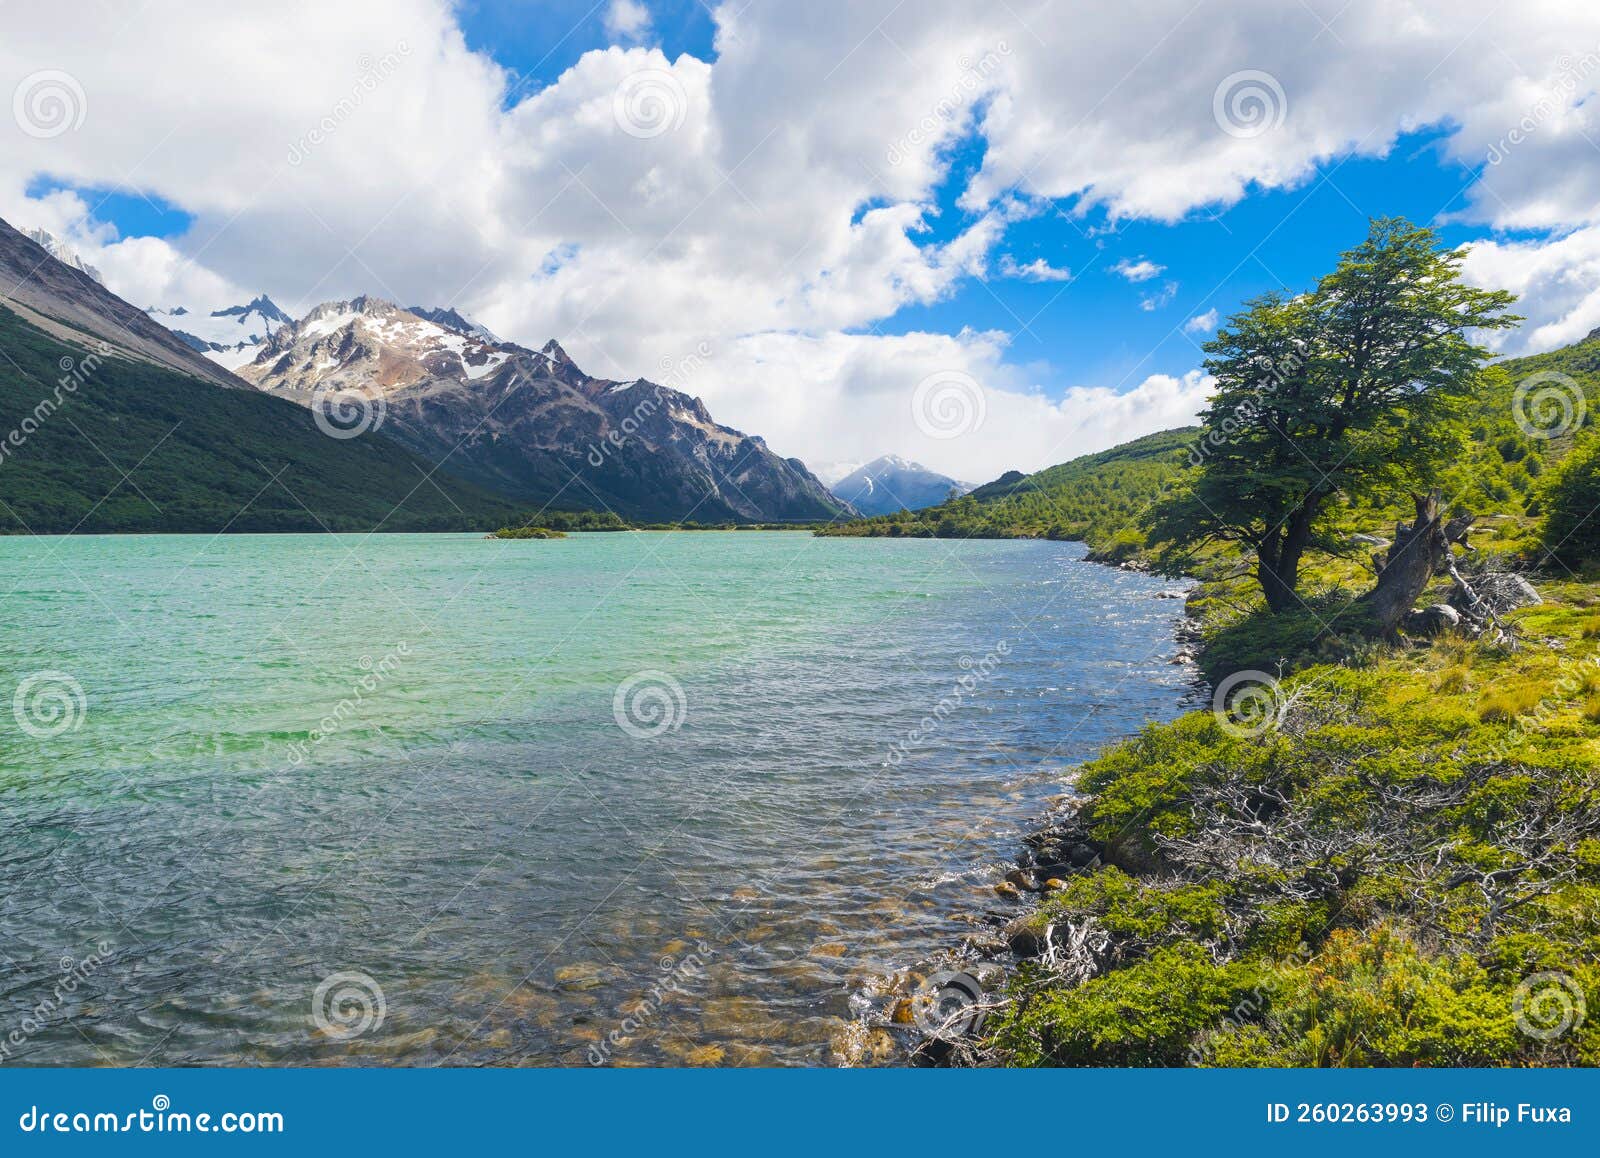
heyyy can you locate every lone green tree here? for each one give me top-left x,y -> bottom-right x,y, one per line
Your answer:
1148,218 -> 1519,612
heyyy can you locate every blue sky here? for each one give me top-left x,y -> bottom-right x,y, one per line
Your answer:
9,1 -> 1596,481
61,3 -> 1519,395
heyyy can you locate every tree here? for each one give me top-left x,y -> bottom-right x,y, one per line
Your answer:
1148,218 -> 1519,612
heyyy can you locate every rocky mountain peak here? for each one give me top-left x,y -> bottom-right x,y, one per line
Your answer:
20,226 -> 103,284
236,298 -> 848,522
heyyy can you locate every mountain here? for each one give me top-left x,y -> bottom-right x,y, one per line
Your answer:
20,227 -> 103,284
0,216 -> 517,533
818,428 -> 1197,544
148,294 -> 293,369
0,216 -> 243,391
238,296 -> 851,523
829,454 -> 973,515
407,305 -> 500,343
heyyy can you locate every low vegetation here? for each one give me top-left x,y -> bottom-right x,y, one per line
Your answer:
961,220 -> 1600,1069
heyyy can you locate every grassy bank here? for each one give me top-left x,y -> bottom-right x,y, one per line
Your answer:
984,554 -> 1600,1066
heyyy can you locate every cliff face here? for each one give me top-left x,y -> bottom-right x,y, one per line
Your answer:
240,298 -> 850,522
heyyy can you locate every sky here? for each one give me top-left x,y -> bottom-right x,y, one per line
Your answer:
4,0 -> 1600,484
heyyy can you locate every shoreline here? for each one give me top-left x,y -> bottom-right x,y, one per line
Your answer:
869,547 -> 1205,1066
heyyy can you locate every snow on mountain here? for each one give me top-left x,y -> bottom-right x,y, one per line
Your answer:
407,305 -> 501,344
829,455 -> 974,515
20,227 -> 103,284
237,297 -> 849,523
146,294 -> 293,370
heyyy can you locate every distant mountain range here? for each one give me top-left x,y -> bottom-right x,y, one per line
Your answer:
0,215 -> 514,533
147,294 -> 293,368
235,295 -> 849,523
829,454 -> 973,515
0,219 -> 245,392
0,214 -> 856,526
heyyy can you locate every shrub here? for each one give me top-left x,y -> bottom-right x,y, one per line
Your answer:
1541,436 -> 1600,567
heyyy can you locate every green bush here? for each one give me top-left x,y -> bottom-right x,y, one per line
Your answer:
1541,436 -> 1600,567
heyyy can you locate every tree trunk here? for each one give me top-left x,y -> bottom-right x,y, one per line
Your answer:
1359,492 -> 1468,634
1256,507 -> 1315,613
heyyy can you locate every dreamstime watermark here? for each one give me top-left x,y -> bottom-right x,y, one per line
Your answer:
1211,669 -> 1286,738
310,969 -> 386,1041
586,342 -> 712,468
587,942 -> 715,1065
911,370 -> 986,440
12,69 -> 86,139
1213,70 -> 1287,139
1512,370 -> 1586,439
310,382 -> 387,439
886,42 -> 1010,166
1512,971 -> 1586,1042
12,670 -> 87,739
1487,46 -> 1600,165
282,642 -> 411,768
612,670 -> 688,738
612,67 -> 687,138
907,969 -> 986,1041
287,43 -> 411,165
0,344 -> 111,470
0,940 -> 116,1063
885,640 -> 1010,765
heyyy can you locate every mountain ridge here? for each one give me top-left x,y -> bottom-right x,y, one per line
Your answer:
237,296 -> 851,523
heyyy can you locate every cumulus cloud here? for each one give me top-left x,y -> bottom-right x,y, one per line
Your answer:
1111,257 -> 1165,283
998,254 -> 1072,282
2,0 -> 1598,479
604,0 -> 653,44
1185,308 -> 1219,334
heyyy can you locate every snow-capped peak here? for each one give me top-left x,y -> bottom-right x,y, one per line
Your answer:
22,227 -> 103,284
145,292 -> 291,370
407,305 -> 500,344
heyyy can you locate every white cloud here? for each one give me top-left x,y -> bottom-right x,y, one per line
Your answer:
1140,281 -> 1179,311
604,0 -> 652,44
1461,227 -> 1600,355
2,0 -> 1599,481
1111,257 -> 1165,283
998,253 -> 1072,281
1184,308 -> 1219,334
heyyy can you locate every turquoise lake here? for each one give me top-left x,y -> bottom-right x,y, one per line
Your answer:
0,532 -> 1196,1065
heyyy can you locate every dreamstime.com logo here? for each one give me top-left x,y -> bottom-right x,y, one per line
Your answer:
612,670 -> 688,738
911,370 -> 986,440
613,67 -> 687,138
908,970 -> 986,1041
1211,669 -> 1286,738
311,383 -> 387,439
1212,70 -> 1287,139
1513,971 -> 1587,1042
12,69 -> 86,138
310,969 -> 386,1041
1513,371 -> 1587,440
12,671 -> 87,738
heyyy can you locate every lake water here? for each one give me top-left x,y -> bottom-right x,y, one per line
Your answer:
0,532 -> 1196,1066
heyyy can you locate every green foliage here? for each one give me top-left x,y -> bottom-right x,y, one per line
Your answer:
1541,435 -> 1600,568
489,525 -> 567,539
1148,218 -> 1520,611
0,305 -> 517,533
995,944 -> 1266,1067
817,428 -> 1194,549
991,607 -> 1600,1068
